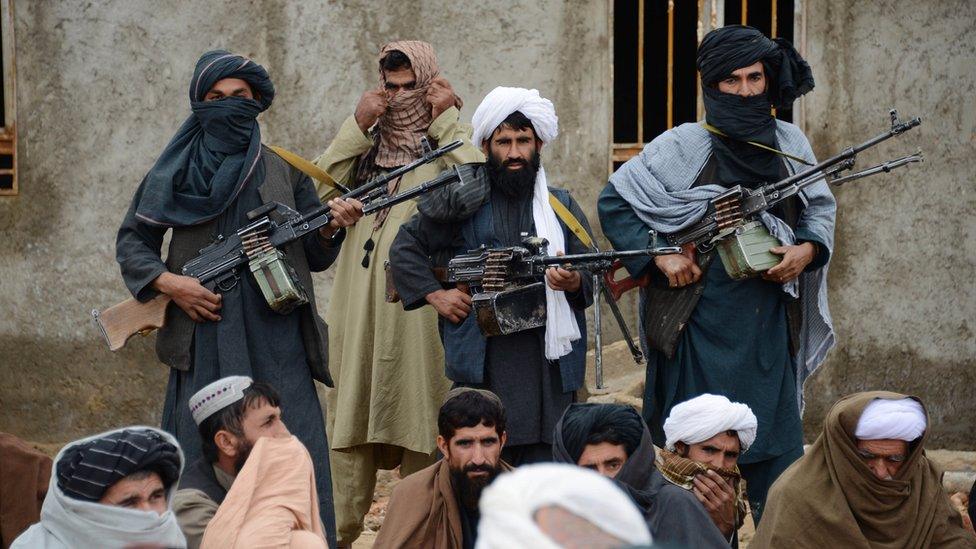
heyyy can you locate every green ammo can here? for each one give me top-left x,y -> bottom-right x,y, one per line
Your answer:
714,220 -> 782,280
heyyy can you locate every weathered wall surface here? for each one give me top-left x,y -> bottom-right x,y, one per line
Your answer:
2,0 -> 972,449
0,1 -> 611,443
799,0 -> 976,447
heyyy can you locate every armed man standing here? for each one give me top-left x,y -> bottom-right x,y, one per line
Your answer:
115,50 -> 364,546
311,40 -> 483,548
391,86 -> 594,466
598,26 -> 836,522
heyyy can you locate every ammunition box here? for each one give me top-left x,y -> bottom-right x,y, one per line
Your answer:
472,282 -> 547,336
248,249 -> 309,314
714,220 -> 782,280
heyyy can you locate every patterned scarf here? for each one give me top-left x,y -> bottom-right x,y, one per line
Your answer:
657,448 -> 748,529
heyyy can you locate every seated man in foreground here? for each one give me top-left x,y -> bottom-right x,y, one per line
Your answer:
752,391 -> 976,548
375,388 -> 511,549
553,403 -> 728,547
12,426 -> 186,548
661,393 -> 757,544
173,376 -> 292,548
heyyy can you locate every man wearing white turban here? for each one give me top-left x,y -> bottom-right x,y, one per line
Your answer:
753,392 -> 974,548
660,394 -> 758,544
475,463 -> 652,549
390,86 -> 595,465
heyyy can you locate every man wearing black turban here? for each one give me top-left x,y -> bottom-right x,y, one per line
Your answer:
115,50 -> 364,545
600,25 -> 837,524
552,404 -> 728,547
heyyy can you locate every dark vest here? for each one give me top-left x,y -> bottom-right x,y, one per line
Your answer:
154,147 -> 333,386
441,187 -> 588,393
642,156 -> 802,358
178,457 -> 228,505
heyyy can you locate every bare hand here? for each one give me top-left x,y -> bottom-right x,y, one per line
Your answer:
426,288 -> 472,324
354,89 -> 388,133
545,252 -> 581,293
653,245 -> 702,288
319,197 -> 364,239
152,272 -> 221,323
426,77 -> 456,120
762,242 -> 816,283
692,469 -> 737,537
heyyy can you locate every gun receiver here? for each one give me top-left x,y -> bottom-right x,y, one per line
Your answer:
667,109 -> 923,252
93,144 -> 466,351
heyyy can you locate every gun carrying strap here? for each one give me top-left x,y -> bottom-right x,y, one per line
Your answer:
268,145 -> 351,196
548,193 -> 596,251
700,122 -> 814,166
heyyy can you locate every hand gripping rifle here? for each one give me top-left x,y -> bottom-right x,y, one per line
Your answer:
447,236 -> 680,337
92,139 -> 465,351
663,109 -> 923,280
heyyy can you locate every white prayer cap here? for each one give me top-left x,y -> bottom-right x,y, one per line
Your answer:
189,376 -> 253,426
471,86 -> 558,146
664,393 -> 758,452
475,463 -> 651,549
855,397 -> 926,442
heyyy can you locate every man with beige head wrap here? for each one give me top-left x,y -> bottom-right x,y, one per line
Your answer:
312,40 -> 483,547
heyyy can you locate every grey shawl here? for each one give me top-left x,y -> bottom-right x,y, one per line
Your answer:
609,121 -> 836,412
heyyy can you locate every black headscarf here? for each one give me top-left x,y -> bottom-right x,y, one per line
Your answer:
133,50 -> 275,227
697,25 -> 814,186
553,403 -> 645,463
56,428 -> 182,502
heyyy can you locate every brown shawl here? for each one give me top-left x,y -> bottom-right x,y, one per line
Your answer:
0,433 -> 52,548
375,459 -> 511,549
751,391 -> 975,548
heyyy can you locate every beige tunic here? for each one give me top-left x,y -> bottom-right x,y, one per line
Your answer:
314,107 -> 484,453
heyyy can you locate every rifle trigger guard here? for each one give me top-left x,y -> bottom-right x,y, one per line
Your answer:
215,273 -> 239,292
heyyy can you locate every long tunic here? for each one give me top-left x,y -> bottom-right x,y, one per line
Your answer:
116,152 -> 338,544
599,159 -> 828,464
313,107 -> 483,454
391,182 -> 593,449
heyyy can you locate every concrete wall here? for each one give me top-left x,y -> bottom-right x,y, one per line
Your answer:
2,0 -> 972,449
0,0 -> 611,443
799,0 -> 976,447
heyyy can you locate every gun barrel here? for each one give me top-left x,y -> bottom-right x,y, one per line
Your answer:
535,246 -> 682,266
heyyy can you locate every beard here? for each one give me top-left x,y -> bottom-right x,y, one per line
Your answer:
450,462 -> 502,510
233,438 -> 254,474
486,148 -> 541,199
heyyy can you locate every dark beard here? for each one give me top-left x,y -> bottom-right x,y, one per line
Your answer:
450,462 -> 502,510
233,438 -> 254,474
486,149 -> 540,199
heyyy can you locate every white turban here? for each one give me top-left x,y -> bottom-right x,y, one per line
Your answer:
664,393 -> 759,452
470,86 -> 579,359
855,397 -> 926,441
475,464 -> 651,549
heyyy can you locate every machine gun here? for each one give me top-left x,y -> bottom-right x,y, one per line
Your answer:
447,236 -> 680,337
92,139 -> 465,351
666,110 -> 923,279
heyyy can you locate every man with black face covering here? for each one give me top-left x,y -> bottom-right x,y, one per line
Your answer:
390,87 -> 594,466
599,26 -> 837,522
115,50 -> 365,545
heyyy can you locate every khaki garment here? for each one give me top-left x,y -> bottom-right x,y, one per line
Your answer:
172,465 -> 235,549
313,106 -> 483,454
751,391 -> 976,549
201,436 -> 326,549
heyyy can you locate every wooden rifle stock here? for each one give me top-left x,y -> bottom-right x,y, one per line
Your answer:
91,294 -> 171,351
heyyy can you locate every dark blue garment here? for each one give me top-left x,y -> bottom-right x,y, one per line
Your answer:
135,50 -> 276,227
159,172 -> 337,546
649,256 -> 804,464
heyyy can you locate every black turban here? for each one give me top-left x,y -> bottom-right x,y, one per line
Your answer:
132,50 -> 275,227
56,428 -> 182,502
557,403 -> 645,463
697,25 -> 814,109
